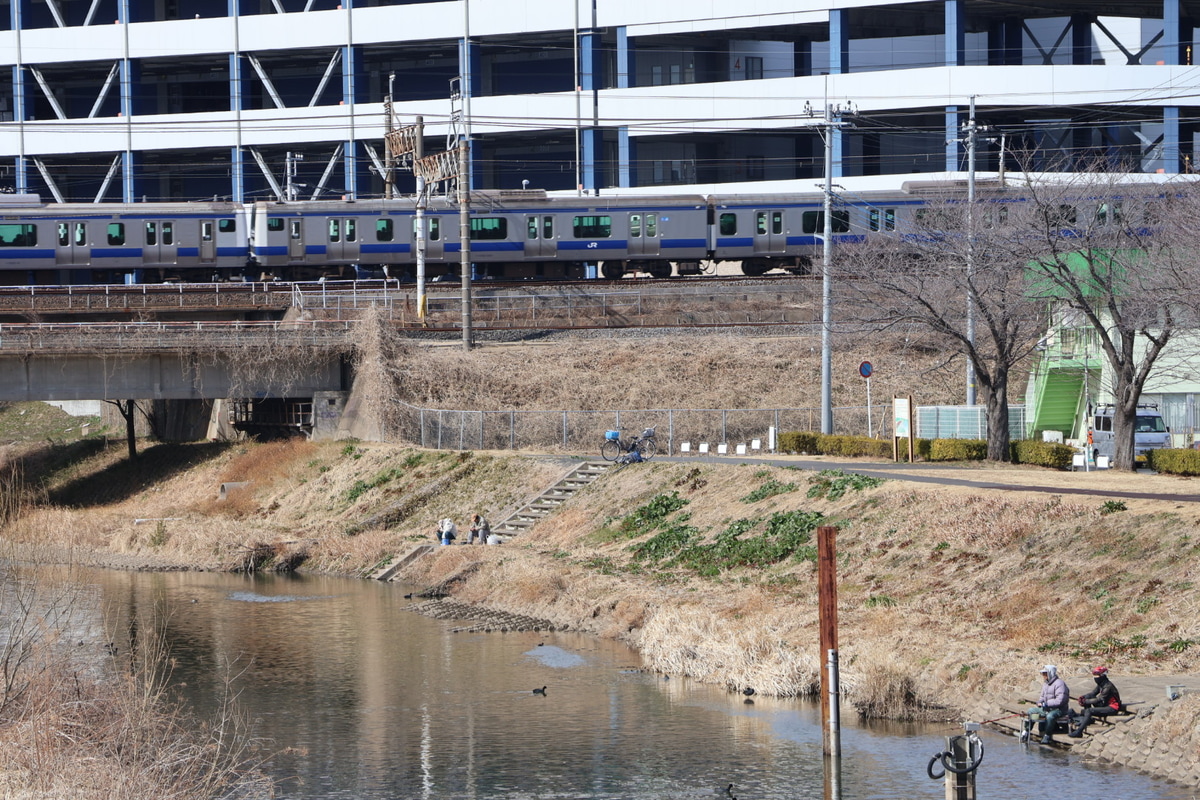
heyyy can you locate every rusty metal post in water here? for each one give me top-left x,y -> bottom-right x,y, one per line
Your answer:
818,525 -> 840,758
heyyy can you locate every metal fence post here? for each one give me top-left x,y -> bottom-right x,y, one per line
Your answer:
510,410 -> 515,450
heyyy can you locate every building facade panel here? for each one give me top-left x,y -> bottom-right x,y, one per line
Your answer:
0,0 -> 1192,201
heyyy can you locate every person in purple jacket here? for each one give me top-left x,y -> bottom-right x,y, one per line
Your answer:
1031,664 -> 1071,743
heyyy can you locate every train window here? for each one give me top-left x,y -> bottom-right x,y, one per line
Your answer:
1096,202 -> 1122,226
328,219 -> 341,242
429,218 -> 440,241
573,215 -> 611,238
218,219 -> 236,233
0,224 -> 36,247
869,208 -> 896,232
289,220 -> 301,239
162,222 -> 173,246
527,217 -> 539,239
802,210 -> 850,234
107,223 -> 125,246
57,222 -> 68,247
629,214 -> 641,237
719,213 -> 737,236
470,217 -> 507,240
202,222 -> 213,242
1044,204 -> 1077,229
646,213 -> 658,237
756,212 -> 767,235
542,216 -> 553,239
74,223 -> 86,246
771,211 -> 783,235
376,219 -> 393,242
267,218 -> 285,233
345,218 -> 357,242
145,222 -> 157,246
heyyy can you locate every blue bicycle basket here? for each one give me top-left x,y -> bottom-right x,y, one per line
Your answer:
605,430 -> 620,440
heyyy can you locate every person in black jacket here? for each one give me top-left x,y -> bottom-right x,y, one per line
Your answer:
1069,666 -> 1122,737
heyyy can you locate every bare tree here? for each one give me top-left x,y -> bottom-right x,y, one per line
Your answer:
104,399 -> 143,460
1010,171 -> 1200,471
839,190 -> 1047,461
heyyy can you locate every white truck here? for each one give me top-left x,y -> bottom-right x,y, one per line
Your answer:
1090,403 -> 1172,464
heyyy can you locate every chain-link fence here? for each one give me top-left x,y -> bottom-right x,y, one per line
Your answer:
394,403 -> 897,454
394,402 -> 1032,454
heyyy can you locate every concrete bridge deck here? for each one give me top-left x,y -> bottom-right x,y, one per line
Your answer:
0,320 -> 353,402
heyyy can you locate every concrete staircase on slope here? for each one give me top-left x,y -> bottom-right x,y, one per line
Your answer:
370,460 -> 610,582
491,460 -> 611,536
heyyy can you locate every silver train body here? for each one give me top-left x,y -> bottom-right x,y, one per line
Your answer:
0,179 -> 1148,284
0,194 -> 252,285
247,191 -> 878,281
0,188 -> 887,284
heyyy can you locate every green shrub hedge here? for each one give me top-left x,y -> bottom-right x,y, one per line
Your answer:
776,431 -> 1074,469
1010,439 -> 1075,470
1147,448 -> 1200,476
927,438 -> 987,461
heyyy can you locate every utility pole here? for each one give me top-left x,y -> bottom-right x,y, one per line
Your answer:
808,101 -> 854,435
964,95 -> 979,407
383,72 -> 395,199
285,151 -> 302,202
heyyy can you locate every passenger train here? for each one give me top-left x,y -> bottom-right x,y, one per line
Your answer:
0,178 -> 1172,285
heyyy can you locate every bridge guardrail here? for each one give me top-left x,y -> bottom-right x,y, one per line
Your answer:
0,320 -> 355,352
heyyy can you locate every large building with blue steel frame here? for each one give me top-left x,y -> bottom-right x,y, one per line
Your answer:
0,0 -> 1196,202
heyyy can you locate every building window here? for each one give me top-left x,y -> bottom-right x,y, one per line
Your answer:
746,156 -> 765,180
745,56 -> 763,80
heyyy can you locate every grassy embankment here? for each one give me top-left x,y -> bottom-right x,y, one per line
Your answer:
3,331 -> 1200,786
5,428 -> 1198,721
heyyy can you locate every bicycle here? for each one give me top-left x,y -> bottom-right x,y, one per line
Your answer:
601,427 -> 657,462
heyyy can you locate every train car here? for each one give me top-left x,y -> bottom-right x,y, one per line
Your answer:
0,194 -> 251,285
0,174 -> 1184,285
248,191 -> 712,281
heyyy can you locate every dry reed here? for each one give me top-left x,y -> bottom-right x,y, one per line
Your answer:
0,561 -> 271,798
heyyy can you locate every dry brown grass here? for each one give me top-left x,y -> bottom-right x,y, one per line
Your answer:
390,330 -> 964,413
0,563 -> 271,799
3,357 -> 1199,741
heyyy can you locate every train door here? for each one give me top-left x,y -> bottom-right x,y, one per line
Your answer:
55,221 -> 89,266
524,215 -> 556,258
326,217 -> 361,263
421,216 -> 444,261
628,212 -> 661,257
288,219 -> 305,262
199,220 -> 216,264
752,209 -> 785,254
142,220 -> 178,266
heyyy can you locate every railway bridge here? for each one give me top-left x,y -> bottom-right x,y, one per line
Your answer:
0,319 -> 355,440
0,277 -> 819,439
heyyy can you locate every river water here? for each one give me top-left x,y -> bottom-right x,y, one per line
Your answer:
70,568 -> 1190,800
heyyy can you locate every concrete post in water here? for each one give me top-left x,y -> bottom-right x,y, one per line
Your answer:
818,525 -> 840,758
